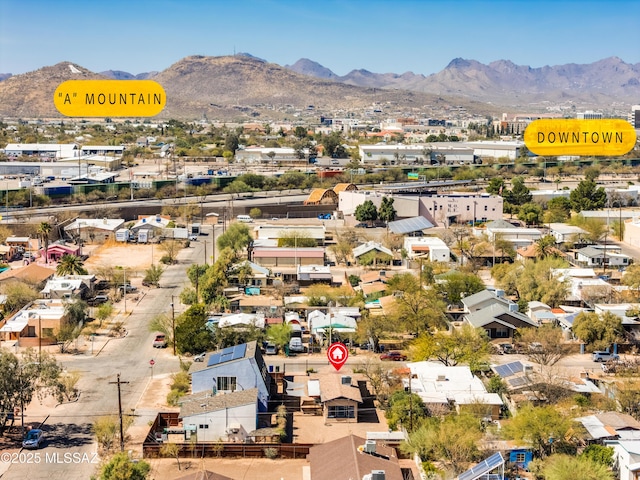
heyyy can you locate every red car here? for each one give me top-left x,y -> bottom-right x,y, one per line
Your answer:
380,351 -> 407,361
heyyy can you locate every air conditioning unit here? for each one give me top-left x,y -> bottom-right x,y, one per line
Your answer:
227,427 -> 240,434
341,376 -> 352,385
436,375 -> 447,382
364,440 -> 376,454
371,471 -> 386,480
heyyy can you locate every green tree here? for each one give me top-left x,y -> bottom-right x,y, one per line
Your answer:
486,178 -> 505,196
580,444 -> 614,467
572,311 -> 624,351
293,126 -> 308,139
436,271 -> 485,305
0,348 -> 62,434
386,390 -> 428,431
249,207 -> 262,219
56,254 -> 88,275
1,282 -> 39,314
224,131 -> 239,154
160,239 -> 182,264
95,302 -> 114,325
37,221 -> 52,264
266,323 -> 292,351
99,451 -> 150,480
543,454 -> 613,480
355,200 -> 378,226
533,234 -> 558,259
622,264 -> 640,300
518,202 -> 544,226
391,286 -> 447,334
159,443 -> 181,471
321,131 -> 346,158
174,304 -> 213,355
378,196 -> 397,224
545,196 -> 572,222
402,413 -> 484,475
505,177 -> 532,206
412,324 -> 491,367
570,179 -> 607,212
143,263 -> 164,287
223,180 -> 253,197
217,222 -> 252,253
502,404 -> 577,458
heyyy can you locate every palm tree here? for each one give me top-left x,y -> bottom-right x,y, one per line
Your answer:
37,221 -> 52,264
56,254 -> 88,276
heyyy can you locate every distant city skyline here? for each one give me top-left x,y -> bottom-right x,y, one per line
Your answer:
1,0 -> 639,76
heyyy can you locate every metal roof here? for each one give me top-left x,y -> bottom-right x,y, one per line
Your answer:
388,216 -> 434,234
458,452 -> 504,480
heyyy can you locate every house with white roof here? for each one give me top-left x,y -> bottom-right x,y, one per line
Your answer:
63,218 -> 125,243
0,299 -> 67,347
403,236 -> 450,262
406,362 -> 503,419
549,223 -> 588,244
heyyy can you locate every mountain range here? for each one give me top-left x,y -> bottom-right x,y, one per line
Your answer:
0,54 -> 638,120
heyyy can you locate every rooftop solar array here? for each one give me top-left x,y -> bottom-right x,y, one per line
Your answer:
388,216 -> 434,234
207,343 -> 247,367
493,361 -> 524,378
508,377 -> 529,387
458,452 -> 504,480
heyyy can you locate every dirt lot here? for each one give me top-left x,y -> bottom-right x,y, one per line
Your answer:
84,240 -> 156,274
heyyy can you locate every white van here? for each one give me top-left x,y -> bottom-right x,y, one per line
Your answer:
592,351 -> 619,362
237,215 -> 253,223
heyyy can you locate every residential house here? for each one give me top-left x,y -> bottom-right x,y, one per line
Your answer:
307,310 -> 357,343
464,303 -> 538,340
553,268 -> 612,306
576,412 -> 640,443
0,299 -> 67,346
478,224 -> 542,249
179,388 -> 259,443
42,243 -> 81,263
188,341 -> 270,412
572,246 -> 631,268
40,277 -> 86,300
63,218 -> 125,243
0,244 -> 17,262
461,289 -> 514,314
549,223 -> 588,244
306,435 -> 404,480
297,265 -> 333,286
5,236 -> 34,252
406,362 -> 503,420
352,242 -> 393,266
527,301 -> 557,325
609,440 -> 640,480
251,246 -> 325,267
318,374 -> 363,423
253,224 -> 326,246
516,243 -> 564,261
403,236 -> 450,262
0,263 -> 55,289
594,304 -> 640,340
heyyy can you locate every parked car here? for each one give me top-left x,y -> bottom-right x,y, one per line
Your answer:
265,342 -> 278,355
119,284 -> 138,293
87,295 -> 109,306
153,334 -> 167,348
193,352 -> 206,362
189,234 -> 198,241
498,343 -> 514,354
22,428 -> 44,449
380,351 -> 407,361
593,351 -> 619,362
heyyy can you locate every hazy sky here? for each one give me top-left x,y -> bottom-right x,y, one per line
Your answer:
1,0 -> 639,76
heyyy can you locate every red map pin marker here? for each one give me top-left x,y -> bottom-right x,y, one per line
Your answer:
327,342 -> 349,371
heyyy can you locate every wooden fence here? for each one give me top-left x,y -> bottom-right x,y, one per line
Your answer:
143,442 -> 313,459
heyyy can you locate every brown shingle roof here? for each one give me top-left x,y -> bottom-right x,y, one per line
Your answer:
308,435 -> 403,480
319,375 -> 363,403
179,388 -> 258,418
0,263 -> 56,284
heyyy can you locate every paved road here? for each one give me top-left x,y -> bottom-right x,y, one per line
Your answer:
1,238 -> 202,479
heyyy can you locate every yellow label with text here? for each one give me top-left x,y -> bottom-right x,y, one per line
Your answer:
54,80 -> 166,117
524,119 -> 636,156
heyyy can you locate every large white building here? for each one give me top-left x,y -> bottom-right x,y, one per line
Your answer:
403,237 -> 450,262
3,143 -> 80,159
339,190 -> 503,227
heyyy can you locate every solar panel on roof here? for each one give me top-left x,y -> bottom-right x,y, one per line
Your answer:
388,216 -> 434,234
508,377 -> 529,387
493,361 -> 524,378
207,343 -> 248,367
458,452 -> 504,480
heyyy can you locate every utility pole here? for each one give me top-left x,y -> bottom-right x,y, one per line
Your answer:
171,297 -> 176,356
109,374 -> 129,452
